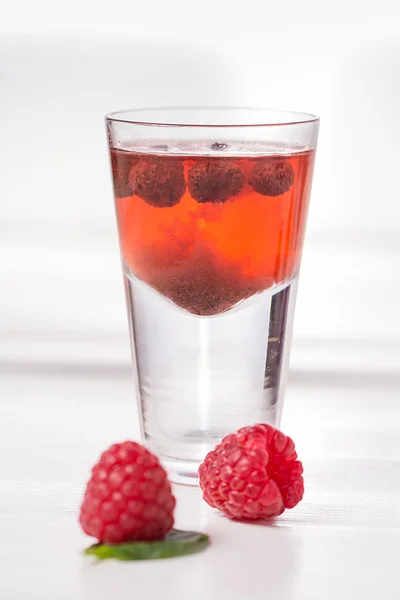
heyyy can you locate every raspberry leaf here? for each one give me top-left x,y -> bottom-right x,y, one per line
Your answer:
84,529 -> 209,561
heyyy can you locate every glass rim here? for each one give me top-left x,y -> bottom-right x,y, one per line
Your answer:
105,106 -> 319,128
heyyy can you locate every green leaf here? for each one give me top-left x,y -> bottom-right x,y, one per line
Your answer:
84,529 -> 209,561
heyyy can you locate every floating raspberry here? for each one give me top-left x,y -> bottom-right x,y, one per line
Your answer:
129,158 -> 186,207
79,441 -> 176,543
249,159 -> 294,197
198,424 -> 304,520
188,160 -> 245,204
110,149 -> 137,197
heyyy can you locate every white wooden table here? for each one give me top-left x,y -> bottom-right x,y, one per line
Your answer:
1,360 -> 399,600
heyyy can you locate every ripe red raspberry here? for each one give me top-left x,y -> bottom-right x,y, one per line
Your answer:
198,424 -> 304,520
249,159 -> 294,197
129,158 -> 186,207
79,441 -> 175,543
188,160 -> 245,204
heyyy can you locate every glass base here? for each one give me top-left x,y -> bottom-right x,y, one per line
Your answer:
154,454 -> 201,486
124,270 -> 299,484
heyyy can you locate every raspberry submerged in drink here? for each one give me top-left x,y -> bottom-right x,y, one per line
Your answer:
111,145 -> 314,316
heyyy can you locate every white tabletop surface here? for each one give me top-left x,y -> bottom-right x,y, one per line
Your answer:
1,361 -> 399,600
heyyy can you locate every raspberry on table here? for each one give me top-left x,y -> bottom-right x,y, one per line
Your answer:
249,159 -> 294,197
79,441 -> 176,543
129,158 -> 186,207
198,424 -> 304,520
188,160 -> 245,204
111,150 -> 137,198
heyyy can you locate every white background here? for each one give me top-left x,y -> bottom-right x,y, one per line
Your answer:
1,2 -> 400,599
2,0 -> 400,363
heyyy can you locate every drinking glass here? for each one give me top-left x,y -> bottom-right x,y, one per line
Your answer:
106,107 -> 319,484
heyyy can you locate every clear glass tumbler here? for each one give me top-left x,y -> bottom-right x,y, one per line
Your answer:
106,107 -> 319,484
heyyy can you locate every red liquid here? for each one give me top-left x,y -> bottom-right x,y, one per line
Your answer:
112,147 -> 315,315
